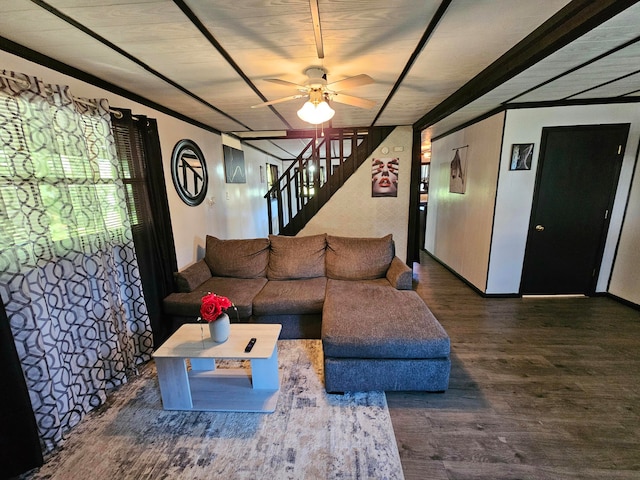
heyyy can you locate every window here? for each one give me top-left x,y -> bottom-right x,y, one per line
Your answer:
0,94 -> 127,253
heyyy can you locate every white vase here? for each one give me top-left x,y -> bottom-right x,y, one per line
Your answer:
208,313 -> 230,343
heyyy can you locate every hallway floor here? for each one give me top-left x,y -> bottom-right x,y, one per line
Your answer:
387,252 -> 640,479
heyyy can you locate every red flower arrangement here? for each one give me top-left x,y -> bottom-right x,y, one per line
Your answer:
200,292 -> 232,323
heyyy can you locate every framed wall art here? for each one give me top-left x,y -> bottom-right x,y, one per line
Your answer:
510,143 -> 534,171
449,146 -> 468,194
371,158 -> 399,197
223,145 -> 246,183
170,139 -> 208,206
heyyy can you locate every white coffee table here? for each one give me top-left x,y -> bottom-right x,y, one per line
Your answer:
152,323 -> 281,412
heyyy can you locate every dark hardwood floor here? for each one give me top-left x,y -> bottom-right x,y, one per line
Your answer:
387,252 -> 640,480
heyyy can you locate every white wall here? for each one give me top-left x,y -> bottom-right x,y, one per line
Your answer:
1,51 -> 281,270
487,105 -> 640,295
425,113 -> 504,291
299,126 -> 412,261
609,148 -> 640,304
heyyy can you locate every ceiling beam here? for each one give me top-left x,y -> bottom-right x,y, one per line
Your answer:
172,0 -> 294,130
413,0 -> 640,131
507,33 -> 640,103
28,0 -> 250,130
371,0 -> 452,127
231,128 -> 368,140
0,36 -> 223,135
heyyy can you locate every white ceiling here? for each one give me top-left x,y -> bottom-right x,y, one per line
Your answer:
1,0 -> 639,159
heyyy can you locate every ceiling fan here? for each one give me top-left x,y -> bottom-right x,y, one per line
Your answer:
251,67 -> 375,123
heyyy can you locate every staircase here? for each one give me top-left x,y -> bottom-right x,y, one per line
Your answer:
265,126 -> 394,236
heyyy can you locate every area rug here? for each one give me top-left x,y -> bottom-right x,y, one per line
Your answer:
26,340 -> 404,480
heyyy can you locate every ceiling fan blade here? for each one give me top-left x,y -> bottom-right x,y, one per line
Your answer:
310,0 -> 324,59
264,78 -> 306,89
330,93 -> 376,109
326,74 -> 374,92
251,94 -> 307,108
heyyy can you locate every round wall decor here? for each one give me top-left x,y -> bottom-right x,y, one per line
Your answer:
171,139 -> 208,206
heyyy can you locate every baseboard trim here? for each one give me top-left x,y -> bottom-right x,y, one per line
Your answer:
420,250 -> 520,298
421,250 -> 640,307
606,292 -> 640,311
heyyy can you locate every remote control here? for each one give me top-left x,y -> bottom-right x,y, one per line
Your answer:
245,338 -> 257,352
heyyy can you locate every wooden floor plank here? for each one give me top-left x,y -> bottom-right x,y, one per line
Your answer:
388,252 -> 640,479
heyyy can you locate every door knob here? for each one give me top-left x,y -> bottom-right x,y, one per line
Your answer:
535,225 -> 545,232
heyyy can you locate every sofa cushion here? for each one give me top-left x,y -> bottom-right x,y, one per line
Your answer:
322,279 -> 450,359
204,236 -> 270,278
253,277 -> 327,316
386,256 -> 413,290
326,234 -> 394,280
173,260 -> 212,293
267,234 -> 326,280
163,276 -> 268,319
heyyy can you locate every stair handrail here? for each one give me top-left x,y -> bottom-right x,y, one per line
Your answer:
265,127 -> 390,234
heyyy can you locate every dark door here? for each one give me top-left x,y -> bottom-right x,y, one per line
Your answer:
520,124 -> 628,295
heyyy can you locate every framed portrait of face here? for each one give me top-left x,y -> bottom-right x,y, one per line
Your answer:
371,158 -> 399,197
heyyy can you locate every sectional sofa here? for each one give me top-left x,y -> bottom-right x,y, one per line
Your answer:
162,233 -> 450,392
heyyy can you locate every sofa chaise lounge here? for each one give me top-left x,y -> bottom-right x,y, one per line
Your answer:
162,233 -> 451,392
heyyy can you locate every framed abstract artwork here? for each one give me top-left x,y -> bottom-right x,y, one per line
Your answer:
223,145 -> 246,183
170,139 -> 208,206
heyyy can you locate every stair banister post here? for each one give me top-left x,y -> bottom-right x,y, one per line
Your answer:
266,190 -> 273,234
276,175 -> 284,235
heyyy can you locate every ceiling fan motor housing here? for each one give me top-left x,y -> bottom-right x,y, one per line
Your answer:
305,67 -> 328,89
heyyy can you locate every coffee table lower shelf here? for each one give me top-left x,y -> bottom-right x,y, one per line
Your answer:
188,369 -> 279,413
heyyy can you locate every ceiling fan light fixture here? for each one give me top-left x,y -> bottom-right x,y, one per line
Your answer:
297,100 -> 335,124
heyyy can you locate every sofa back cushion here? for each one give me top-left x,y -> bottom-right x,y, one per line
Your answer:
204,236 -> 270,278
326,234 -> 395,280
267,234 -> 326,280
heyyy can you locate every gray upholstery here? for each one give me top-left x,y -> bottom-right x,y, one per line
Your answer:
249,314 -> 322,340
163,276 -> 267,319
253,277 -> 327,315
204,236 -> 270,278
324,357 -> 450,393
162,233 -> 451,393
173,260 -> 212,293
267,233 -> 326,280
326,234 -> 394,280
386,256 -> 413,290
322,279 -> 450,359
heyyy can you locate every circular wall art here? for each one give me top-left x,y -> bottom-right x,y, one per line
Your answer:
171,139 -> 208,206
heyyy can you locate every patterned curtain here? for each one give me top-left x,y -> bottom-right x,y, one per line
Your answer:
111,110 -> 178,346
0,70 -> 153,454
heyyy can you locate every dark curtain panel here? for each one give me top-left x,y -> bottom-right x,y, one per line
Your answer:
111,110 -> 178,346
0,302 -> 43,478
